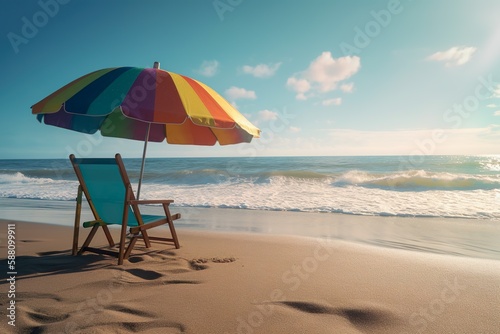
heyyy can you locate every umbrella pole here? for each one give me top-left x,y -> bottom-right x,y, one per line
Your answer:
137,123 -> 151,200
137,62 -> 159,200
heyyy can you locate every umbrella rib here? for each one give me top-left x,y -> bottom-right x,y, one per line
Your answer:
207,126 -> 219,144
118,107 -> 239,129
62,102 -> 116,117
59,104 -> 242,131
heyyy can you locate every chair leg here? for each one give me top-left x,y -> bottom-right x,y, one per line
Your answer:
141,230 -> 152,248
102,225 -> 115,247
118,225 -> 127,265
78,225 -> 99,255
167,220 -> 180,249
118,204 -> 130,265
72,227 -> 80,256
164,204 -> 180,249
124,235 -> 139,259
72,186 -> 83,256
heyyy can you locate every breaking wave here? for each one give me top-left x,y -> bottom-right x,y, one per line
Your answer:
332,170 -> 500,191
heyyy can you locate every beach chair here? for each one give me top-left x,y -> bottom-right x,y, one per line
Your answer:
70,154 -> 180,265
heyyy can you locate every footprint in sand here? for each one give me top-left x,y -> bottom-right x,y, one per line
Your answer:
111,304 -> 186,332
15,295 -> 69,333
24,308 -> 70,323
17,292 -> 62,302
13,289 -> 186,334
125,268 -> 163,280
189,257 -> 237,270
271,301 -> 400,330
80,303 -> 186,333
78,321 -> 186,333
119,263 -> 203,285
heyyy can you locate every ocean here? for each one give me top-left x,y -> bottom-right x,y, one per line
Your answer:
1,155 -> 499,221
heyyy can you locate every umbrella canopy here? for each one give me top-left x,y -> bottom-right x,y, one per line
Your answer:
32,62 -> 260,197
32,63 -> 260,145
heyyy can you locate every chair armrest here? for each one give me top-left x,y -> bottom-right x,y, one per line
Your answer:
129,199 -> 174,205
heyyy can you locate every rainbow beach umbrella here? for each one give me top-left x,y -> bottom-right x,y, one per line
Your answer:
32,62 -> 261,197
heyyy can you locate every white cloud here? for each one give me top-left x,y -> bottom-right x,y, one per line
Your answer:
307,52 -> 361,92
289,126 -> 301,133
487,104 -> 497,108
494,110 -> 500,116
340,83 -> 354,93
242,63 -> 282,78
286,77 -> 310,100
426,46 -> 477,67
493,84 -> 500,98
225,86 -> 257,100
296,93 -> 308,101
197,60 -> 219,77
258,109 -> 278,121
322,98 -> 342,106
287,51 -> 360,100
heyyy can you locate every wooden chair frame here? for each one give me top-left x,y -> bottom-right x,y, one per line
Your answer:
70,154 -> 180,265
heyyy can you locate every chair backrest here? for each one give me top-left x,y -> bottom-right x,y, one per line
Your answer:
70,154 -> 139,227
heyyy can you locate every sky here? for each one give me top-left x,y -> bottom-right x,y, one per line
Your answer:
1,0 -> 500,159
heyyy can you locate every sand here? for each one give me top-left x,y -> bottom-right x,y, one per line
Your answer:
1,216 -> 499,334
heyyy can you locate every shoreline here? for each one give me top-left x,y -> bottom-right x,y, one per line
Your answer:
1,197 -> 499,260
